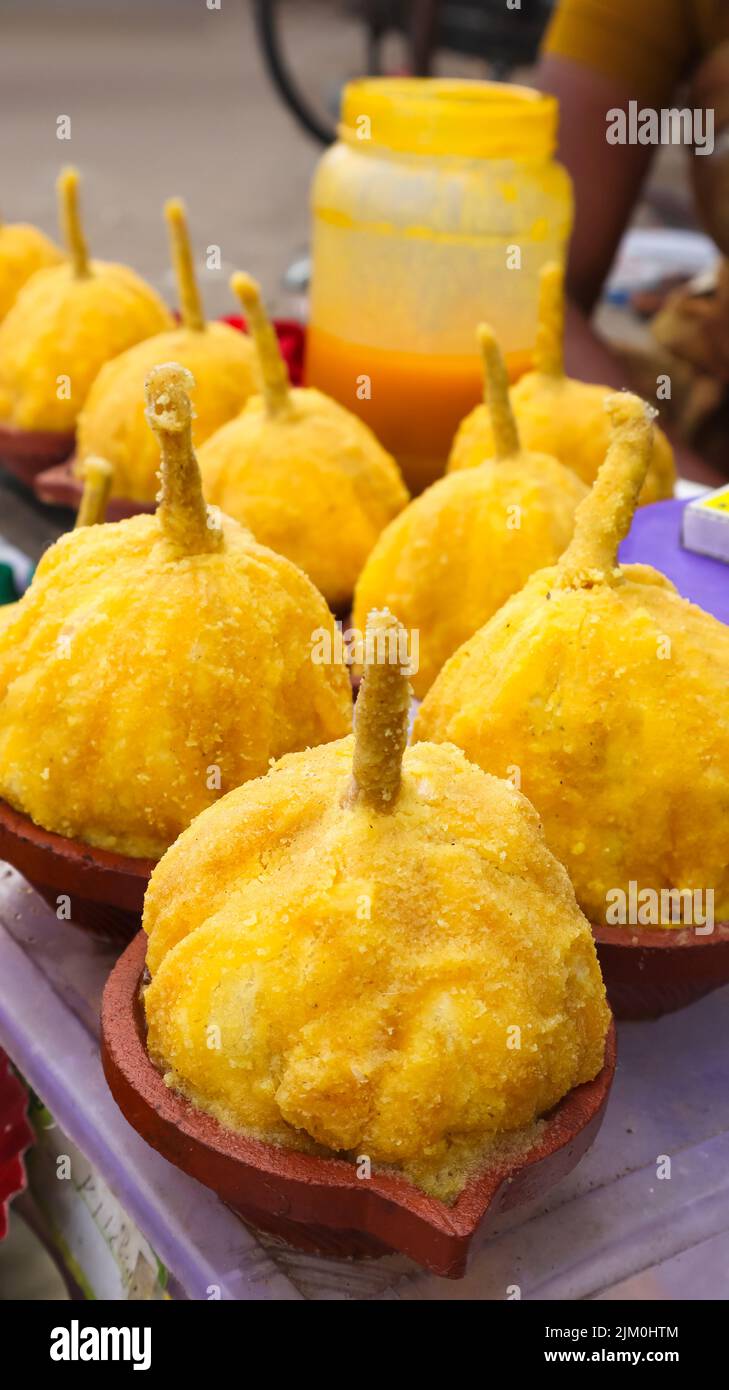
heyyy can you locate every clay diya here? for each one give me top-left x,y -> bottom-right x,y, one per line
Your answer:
448,262 -> 675,504
417,394 -> 729,1019
103,930 -> 616,1277
0,167 -> 171,480
0,422 -> 76,483
352,325 -> 587,696
34,459 -> 151,520
593,921 -> 729,1020
197,275 -> 409,612
0,794 -> 153,942
102,609 -> 613,1276
0,367 -> 351,937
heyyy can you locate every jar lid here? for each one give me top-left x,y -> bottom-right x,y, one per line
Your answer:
340,78 -> 557,159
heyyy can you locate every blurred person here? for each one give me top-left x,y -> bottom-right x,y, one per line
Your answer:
535,0 -> 729,479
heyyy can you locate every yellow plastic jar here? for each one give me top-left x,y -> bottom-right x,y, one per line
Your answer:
306,78 -> 573,492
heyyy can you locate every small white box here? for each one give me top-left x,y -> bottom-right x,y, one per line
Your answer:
682,485 -> 729,565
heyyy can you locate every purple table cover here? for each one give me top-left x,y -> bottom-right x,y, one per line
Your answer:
619,498 -> 729,625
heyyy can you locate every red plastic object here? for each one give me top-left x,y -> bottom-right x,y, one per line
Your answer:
593,921 -> 729,1020
222,315 -> 305,385
0,1050 -> 33,1242
0,797 -> 153,943
102,930 -> 617,1279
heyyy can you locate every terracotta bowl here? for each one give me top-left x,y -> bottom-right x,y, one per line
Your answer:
593,921 -> 729,1020
0,797 -> 154,943
0,423 -> 75,483
102,930 -> 617,1279
34,457 -> 153,520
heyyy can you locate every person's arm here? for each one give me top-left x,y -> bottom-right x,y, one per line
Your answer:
537,0 -> 697,306
534,49 -> 723,485
537,54 -> 657,314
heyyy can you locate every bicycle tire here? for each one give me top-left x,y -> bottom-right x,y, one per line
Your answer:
252,0 -> 339,145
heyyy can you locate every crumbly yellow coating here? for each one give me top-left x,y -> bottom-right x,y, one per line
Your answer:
448,264 -> 675,505
0,261 -> 172,431
0,603 -> 17,634
418,395 -> 729,925
143,736 -> 610,1176
353,324 -> 587,697
448,380 -> 676,504
0,510 -> 351,859
353,455 -> 586,698
416,567 -> 729,924
198,386 -> 409,609
0,223 -> 63,322
76,323 -> 260,501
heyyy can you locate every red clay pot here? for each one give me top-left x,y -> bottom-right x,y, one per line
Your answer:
593,921 -> 729,1020
102,930 -> 617,1279
0,423 -> 75,482
0,797 -> 153,943
34,457 -> 153,519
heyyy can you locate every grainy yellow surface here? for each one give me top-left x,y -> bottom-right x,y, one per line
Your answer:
448,380 -> 676,505
0,222 -> 63,323
353,323 -> 587,697
76,323 -> 260,501
353,455 -> 586,698
0,510 -> 352,859
448,264 -> 675,505
143,735 -> 610,1185
198,386 -> 409,609
416,566 -> 729,924
418,395 -> 729,925
0,260 -> 172,432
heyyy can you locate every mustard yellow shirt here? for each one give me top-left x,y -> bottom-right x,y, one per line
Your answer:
544,0 -> 728,106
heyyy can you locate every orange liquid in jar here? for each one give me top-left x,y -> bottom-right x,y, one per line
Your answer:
305,326 -> 532,494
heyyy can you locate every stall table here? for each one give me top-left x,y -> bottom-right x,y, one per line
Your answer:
0,865 -> 728,1300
